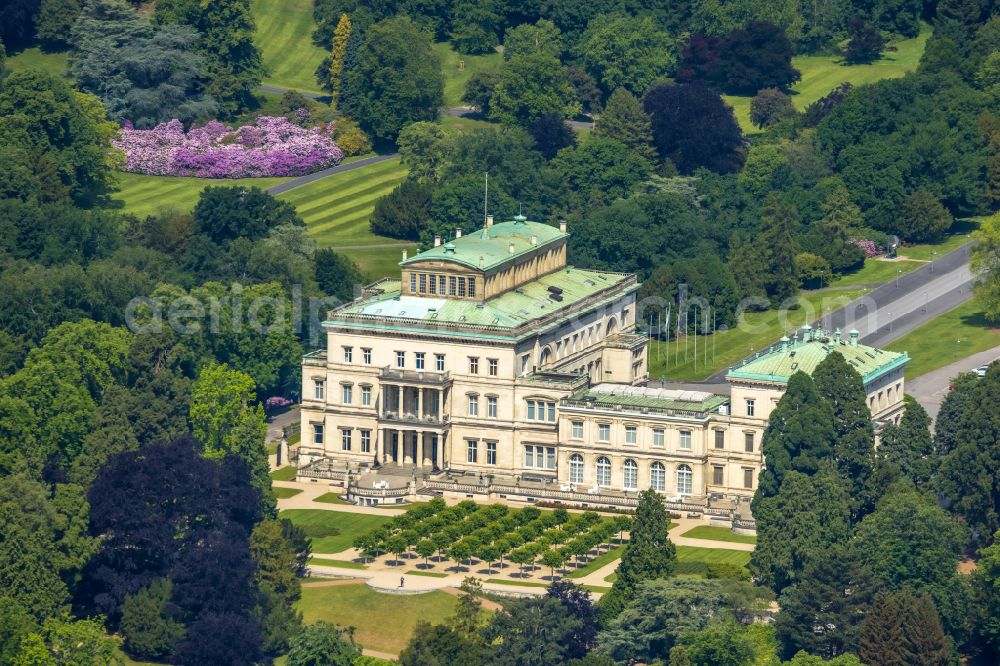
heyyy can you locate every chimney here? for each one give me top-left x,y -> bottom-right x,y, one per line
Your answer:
559,220 -> 567,233
455,229 -> 462,239
530,234 -> 538,246
402,249 -> 407,261
508,242 -> 515,254
850,329 -> 859,346
486,214 -> 494,227
434,235 -> 441,247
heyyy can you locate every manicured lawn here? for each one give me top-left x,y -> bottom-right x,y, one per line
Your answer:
111,172 -> 289,218
253,0 -> 328,93
408,570 -> 449,577
5,46 -> 70,77
433,42 -> 503,108
281,508 -> 392,553
315,492 -> 350,504
486,578 -> 547,587
566,545 -> 626,579
275,156 -> 409,245
723,24 -> 929,132
647,288 -> 869,382
270,466 -> 298,481
309,557 -> 369,569
675,546 -> 752,576
680,525 -> 757,545
341,244 -> 418,282
274,487 -> 303,499
298,584 -> 459,654
886,300 -> 1000,379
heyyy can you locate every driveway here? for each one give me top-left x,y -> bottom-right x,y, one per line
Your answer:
906,345 -> 1000,420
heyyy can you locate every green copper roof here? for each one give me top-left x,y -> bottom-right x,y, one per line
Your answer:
565,384 -> 729,414
726,327 -> 909,384
400,217 -> 567,271
329,267 -> 633,330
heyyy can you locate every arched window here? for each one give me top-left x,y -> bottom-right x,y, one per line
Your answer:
539,346 -> 552,367
623,459 -> 638,490
569,454 -> 584,484
650,462 -> 665,492
596,456 -> 611,487
606,317 -> 618,336
677,464 -> 692,495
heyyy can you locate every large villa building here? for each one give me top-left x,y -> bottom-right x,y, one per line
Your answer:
298,216 -> 908,510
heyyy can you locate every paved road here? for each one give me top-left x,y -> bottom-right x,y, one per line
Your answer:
266,152 -> 400,196
259,84 -> 329,102
906,345 -> 1000,420
700,243 -> 975,382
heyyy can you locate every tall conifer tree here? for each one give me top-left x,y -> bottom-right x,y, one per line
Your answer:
599,489 -> 675,619
858,591 -> 906,666
328,13 -> 351,109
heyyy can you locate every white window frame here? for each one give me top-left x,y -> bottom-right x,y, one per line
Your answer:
570,454 -> 584,484
361,385 -> 372,406
487,396 -> 497,418
652,428 -> 665,447
343,346 -> 353,363
435,354 -> 445,372
395,351 -> 405,368
415,352 -> 425,370
677,464 -> 693,495
362,348 -> 372,364
625,425 -> 637,445
623,459 -> 638,490
314,380 -> 325,401
341,429 -> 352,451
342,384 -> 353,404
650,462 -> 665,492
596,456 -> 612,487
361,430 -> 371,453
746,398 -> 755,417
468,394 -> 479,417
571,421 -> 584,440
680,430 -> 692,450
598,423 -> 610,443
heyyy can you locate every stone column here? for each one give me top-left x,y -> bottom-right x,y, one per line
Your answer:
416,387 -> 422,419
416,431 -> 424,467
402,431 -> 413,464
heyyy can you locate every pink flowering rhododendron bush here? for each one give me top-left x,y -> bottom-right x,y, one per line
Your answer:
114,117 -> 345,178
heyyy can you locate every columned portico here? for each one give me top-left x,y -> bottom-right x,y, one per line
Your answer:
377,427 -> 444,470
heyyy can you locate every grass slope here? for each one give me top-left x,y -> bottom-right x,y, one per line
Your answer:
829,228 -> 974,288
299,584 -> 458,654
680,525 -> 757,545
886,300 -> 1000,378
5,46 -> 70,77
647,288 -> 869,382
675,545 -> 752,576
724,24 -> 930,132
270,466 -> 297,481
253,0 -> 328,93
275,156 -> 415,280
280,508 -> 392,553
111,172 -> 289,218
433,42 -> 504,108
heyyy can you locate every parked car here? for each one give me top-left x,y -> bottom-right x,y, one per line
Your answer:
977,365 -> 989,378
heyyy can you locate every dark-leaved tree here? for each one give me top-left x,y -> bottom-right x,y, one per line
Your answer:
194,186 -> 303,246
643,82 -> 744,175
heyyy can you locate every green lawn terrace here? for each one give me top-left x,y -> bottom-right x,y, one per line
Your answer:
253,0 -> 328,94
723,23 -> 930,132
886,300 -> 1000,378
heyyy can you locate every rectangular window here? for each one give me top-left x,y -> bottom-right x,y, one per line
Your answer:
521,354 -> 530,374
468,278 -> 476,298
598,423 -> 610,442
653,429 -> 665,447
415,352 -> 425,370
486,441 -> 497,465
343,346 -> 353,363
535,447 -> 544,468
745,399 -> 755,417
361,430 -> 371,453
418,273 -> 426,293
680,430 -> 692,450
429,274 -> 436,294
314,380 -> 325,400
395,351 -> 405,368
524,446 -> 534,467
313,423 -> 324,445
439,275 -> 447,294
435,354 -> 445,372
527,401 -> 535,420
469,357 -> 479,374
546,447 -> 556,470
468,394 -> 478,416
625,425 -> 637,445
713,465 -> 724,485
572,421 -> 584,439
467,440 -> 478,463
341,429 -> 352,451
487,396 -> 497,418
546,402 -> 556,422
342,384 -> 352,404
362,348 -> 372,365
743,467 -> 754,489
449,276 -> 456,296
715,430 -> 725,449
745,432 -> 755,453
458,278 -> 466,297
488,358 -> 498,376
409,273 -> 416,293
361,385 -> 371,406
